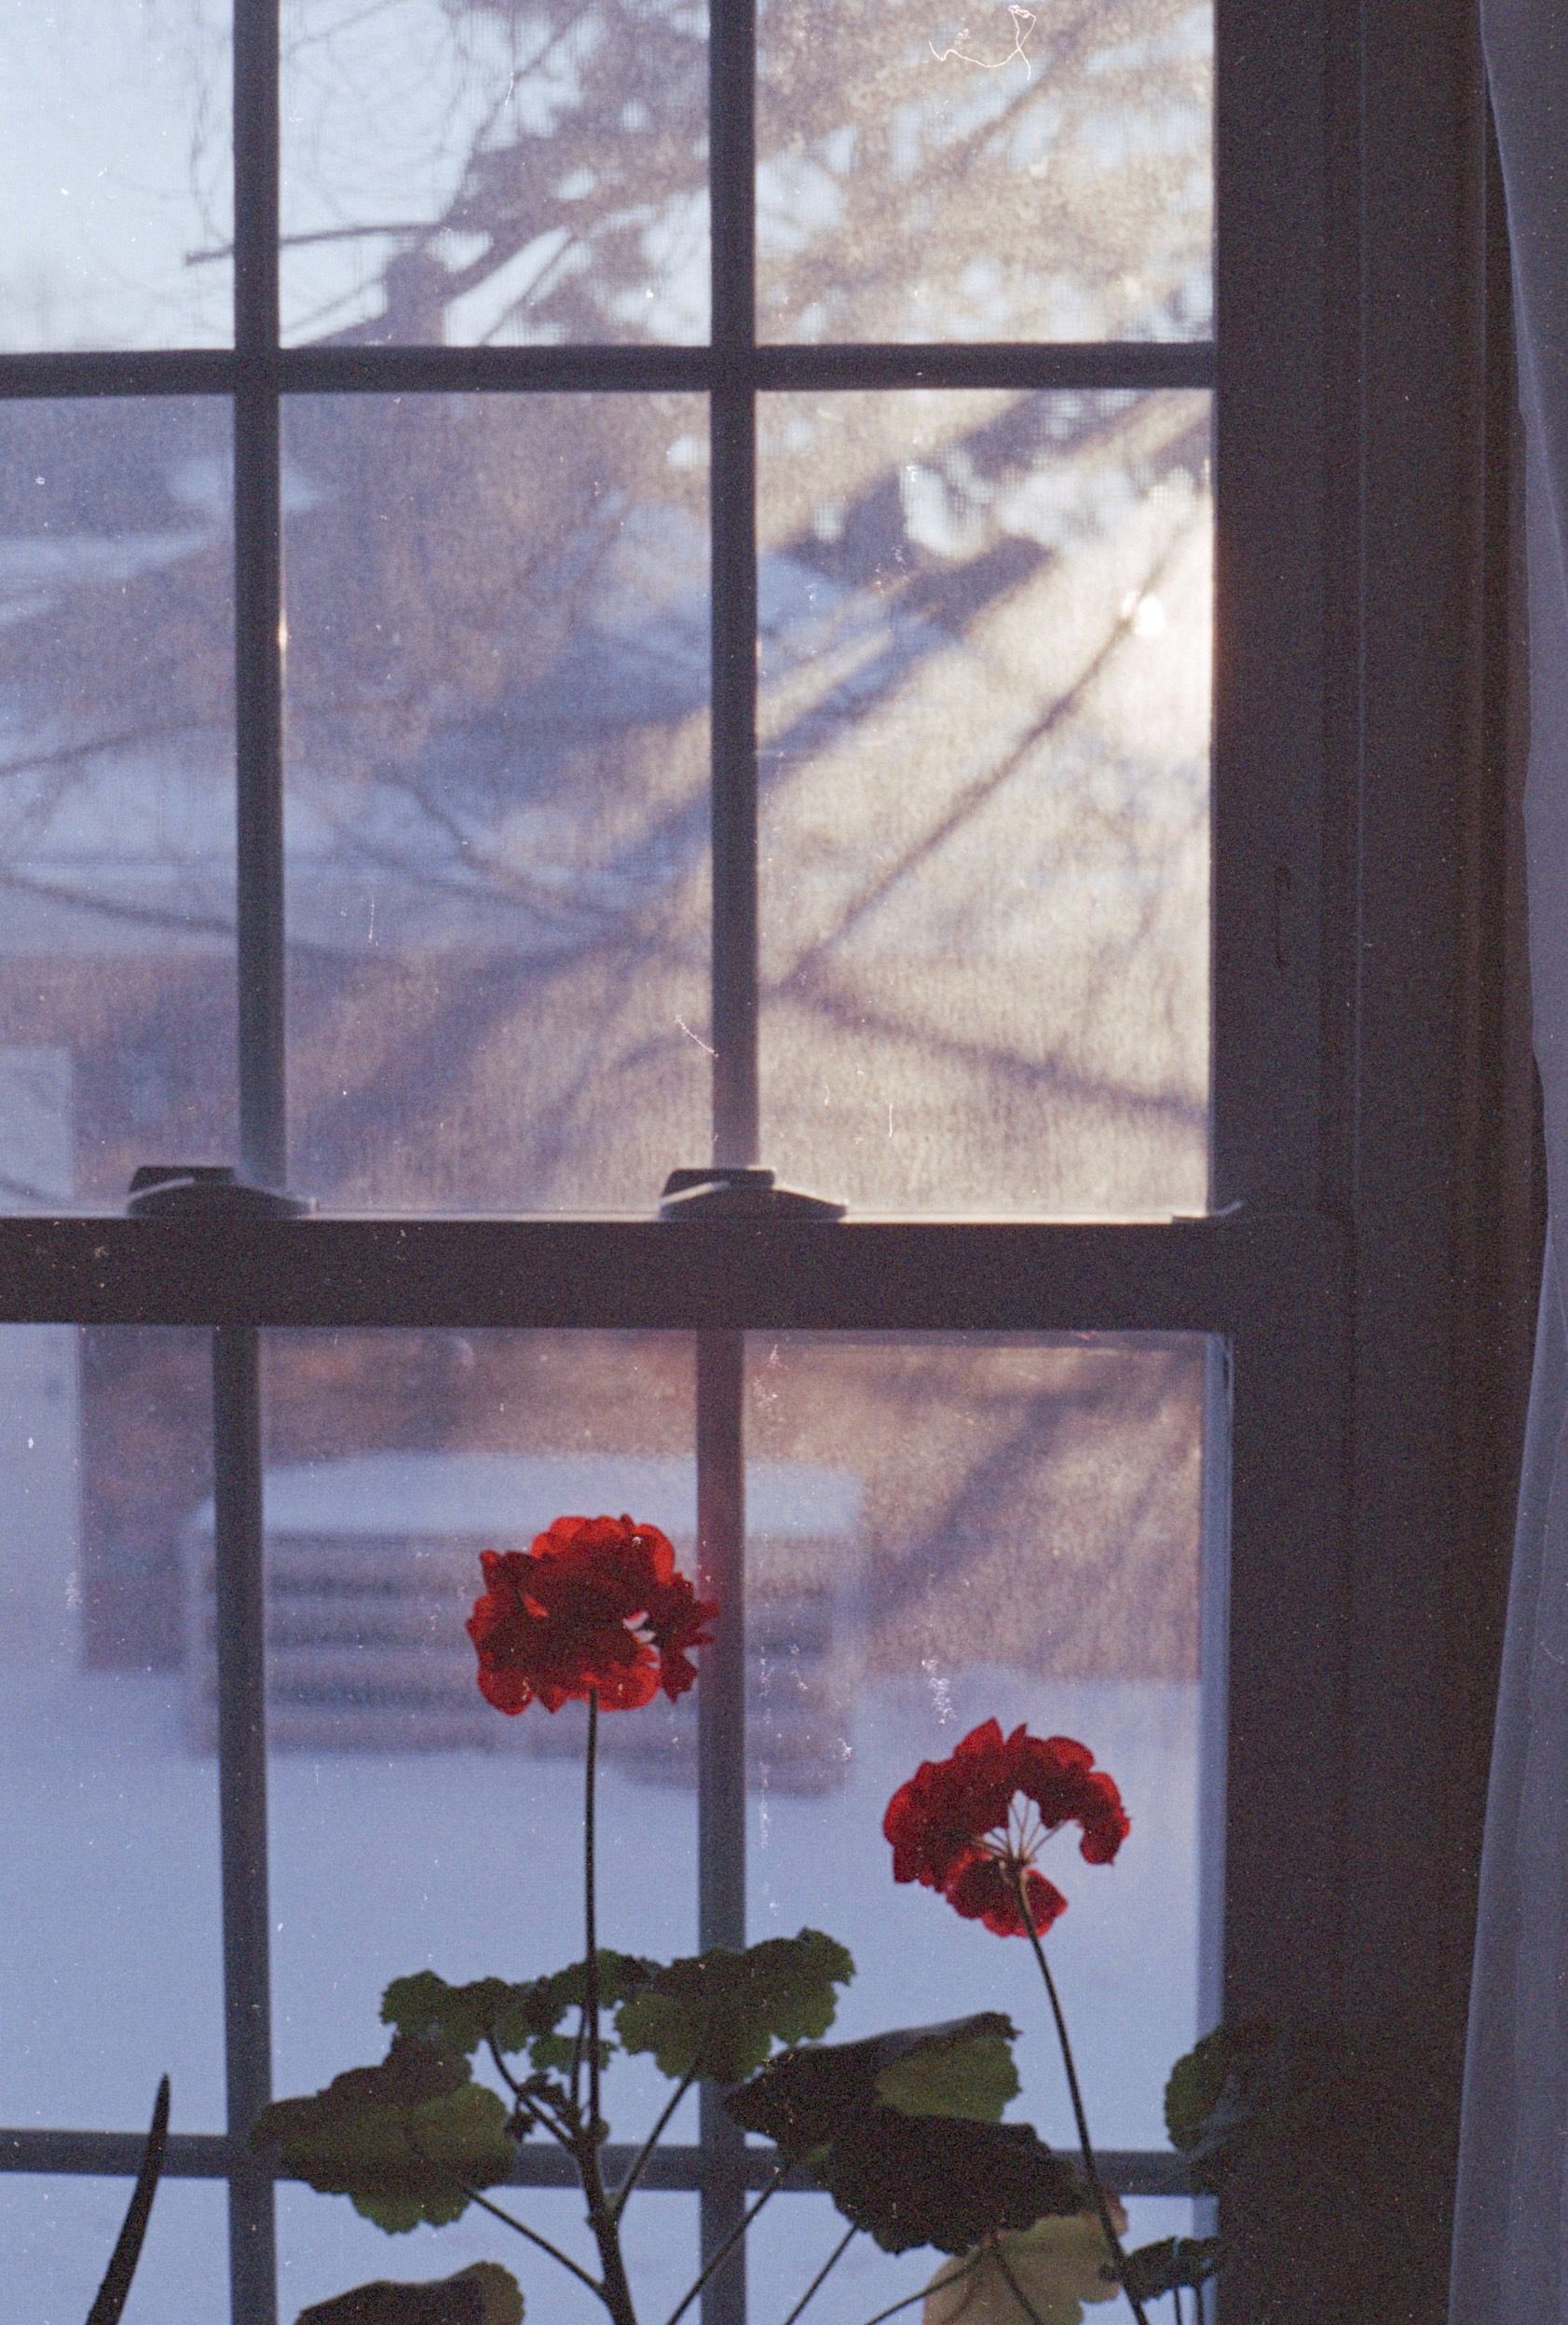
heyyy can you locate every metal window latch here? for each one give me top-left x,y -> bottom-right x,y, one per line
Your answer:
126,1165 -> 314,1220
658,1166 -> 846,1221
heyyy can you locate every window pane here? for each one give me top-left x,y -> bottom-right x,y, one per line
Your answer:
758,390 -> 1210,1216
0,1327 -> 225,2132
281,0 -> 710,347
0,2176 -> 228,2324
254,1332 -> 701,2137
282,394 -> 710,1210
757,0 -> 1211,344
744,1333 -> 1208,2152
0,401 -> 238,1210
0,4 -> 232,352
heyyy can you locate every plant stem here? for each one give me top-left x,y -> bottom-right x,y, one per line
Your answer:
779,2226 -> 858,2325
457,2182 -> 607,2300
580,2130 -> 641,2325
585,1689 -> 602,2136
612,2059 -> 703,2218
661,2167 -> 787,2325
848,2250 -> 987,2325
486,2033 -> 525,2096
991,2242 -> 1048,2325
573,1688 -> 641,2325
1011,1869 -> 1153,2325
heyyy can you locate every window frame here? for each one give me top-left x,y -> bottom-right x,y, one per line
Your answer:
0,5 -> 1521,2325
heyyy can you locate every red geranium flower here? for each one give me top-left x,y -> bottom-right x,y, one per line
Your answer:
467,1514 -> 716,1716
883,1719 -> 1129,1937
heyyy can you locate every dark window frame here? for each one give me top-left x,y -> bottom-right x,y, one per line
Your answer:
0,6 -> 1521,2325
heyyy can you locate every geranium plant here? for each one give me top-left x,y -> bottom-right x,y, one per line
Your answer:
253,1512 -> 1248,2325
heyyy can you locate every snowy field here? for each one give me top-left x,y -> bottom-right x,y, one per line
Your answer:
3,1658 -> 1201,2323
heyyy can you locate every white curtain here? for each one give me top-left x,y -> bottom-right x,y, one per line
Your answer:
1452,5 -> 1568,2315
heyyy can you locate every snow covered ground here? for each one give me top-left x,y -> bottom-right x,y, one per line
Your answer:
3,1655 -> 1201,2322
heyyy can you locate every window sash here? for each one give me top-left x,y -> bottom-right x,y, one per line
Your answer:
0,0 -> 1419,2318
0,1238 -> 1348,2325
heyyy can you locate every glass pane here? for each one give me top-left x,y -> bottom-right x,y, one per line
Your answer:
280,2183 -> 699,2325
282,394 -> 710,1210
757,0 -> 1211,344
257,1332 -> 701,2140
0,2176 -> 228,2324
746,2192 -> 1201,2325
0,401 -> 238,1210
281,0 -> 709,347
757,389 -> 1210,1216
0,1327 -> 225,2131
0,4 -> 232,352
744,1333 -> 1208,2153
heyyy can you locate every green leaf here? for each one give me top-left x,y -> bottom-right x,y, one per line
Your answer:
727,2015 -> 1020,2152
1163,2020 -> 1278,2194
252,2037 -> 516,2233
728,2016 -> 1084,2255
876,2024 -> 1019,2124
1117,2237 -> 1222,2304
615,1930 -> 854,2084
295,2262 -> 524,2325
815,2111 -> 1089,2256
380,1976 -> 522,2063
922,2209 -> 1126,2325
382,1956 -> 659,2076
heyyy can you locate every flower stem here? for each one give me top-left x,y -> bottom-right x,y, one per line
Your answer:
1011,1870 -> 1153,2325
574,1689 -> 641,2325
778,2225 -> 858,2325
586,1689 -> 602,2140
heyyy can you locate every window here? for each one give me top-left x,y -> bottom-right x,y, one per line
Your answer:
0,6 -> 1518,2325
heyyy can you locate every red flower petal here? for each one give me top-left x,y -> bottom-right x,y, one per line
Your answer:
943,1856 -> 1068,1937
941,1853 -> 1016,1928
1076,1768 -> 1131,1863
467,1516 -> 716,1715
883,1720 -> 1127,1935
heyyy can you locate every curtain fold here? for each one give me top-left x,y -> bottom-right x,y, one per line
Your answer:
1452,5 -> 1568,2314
